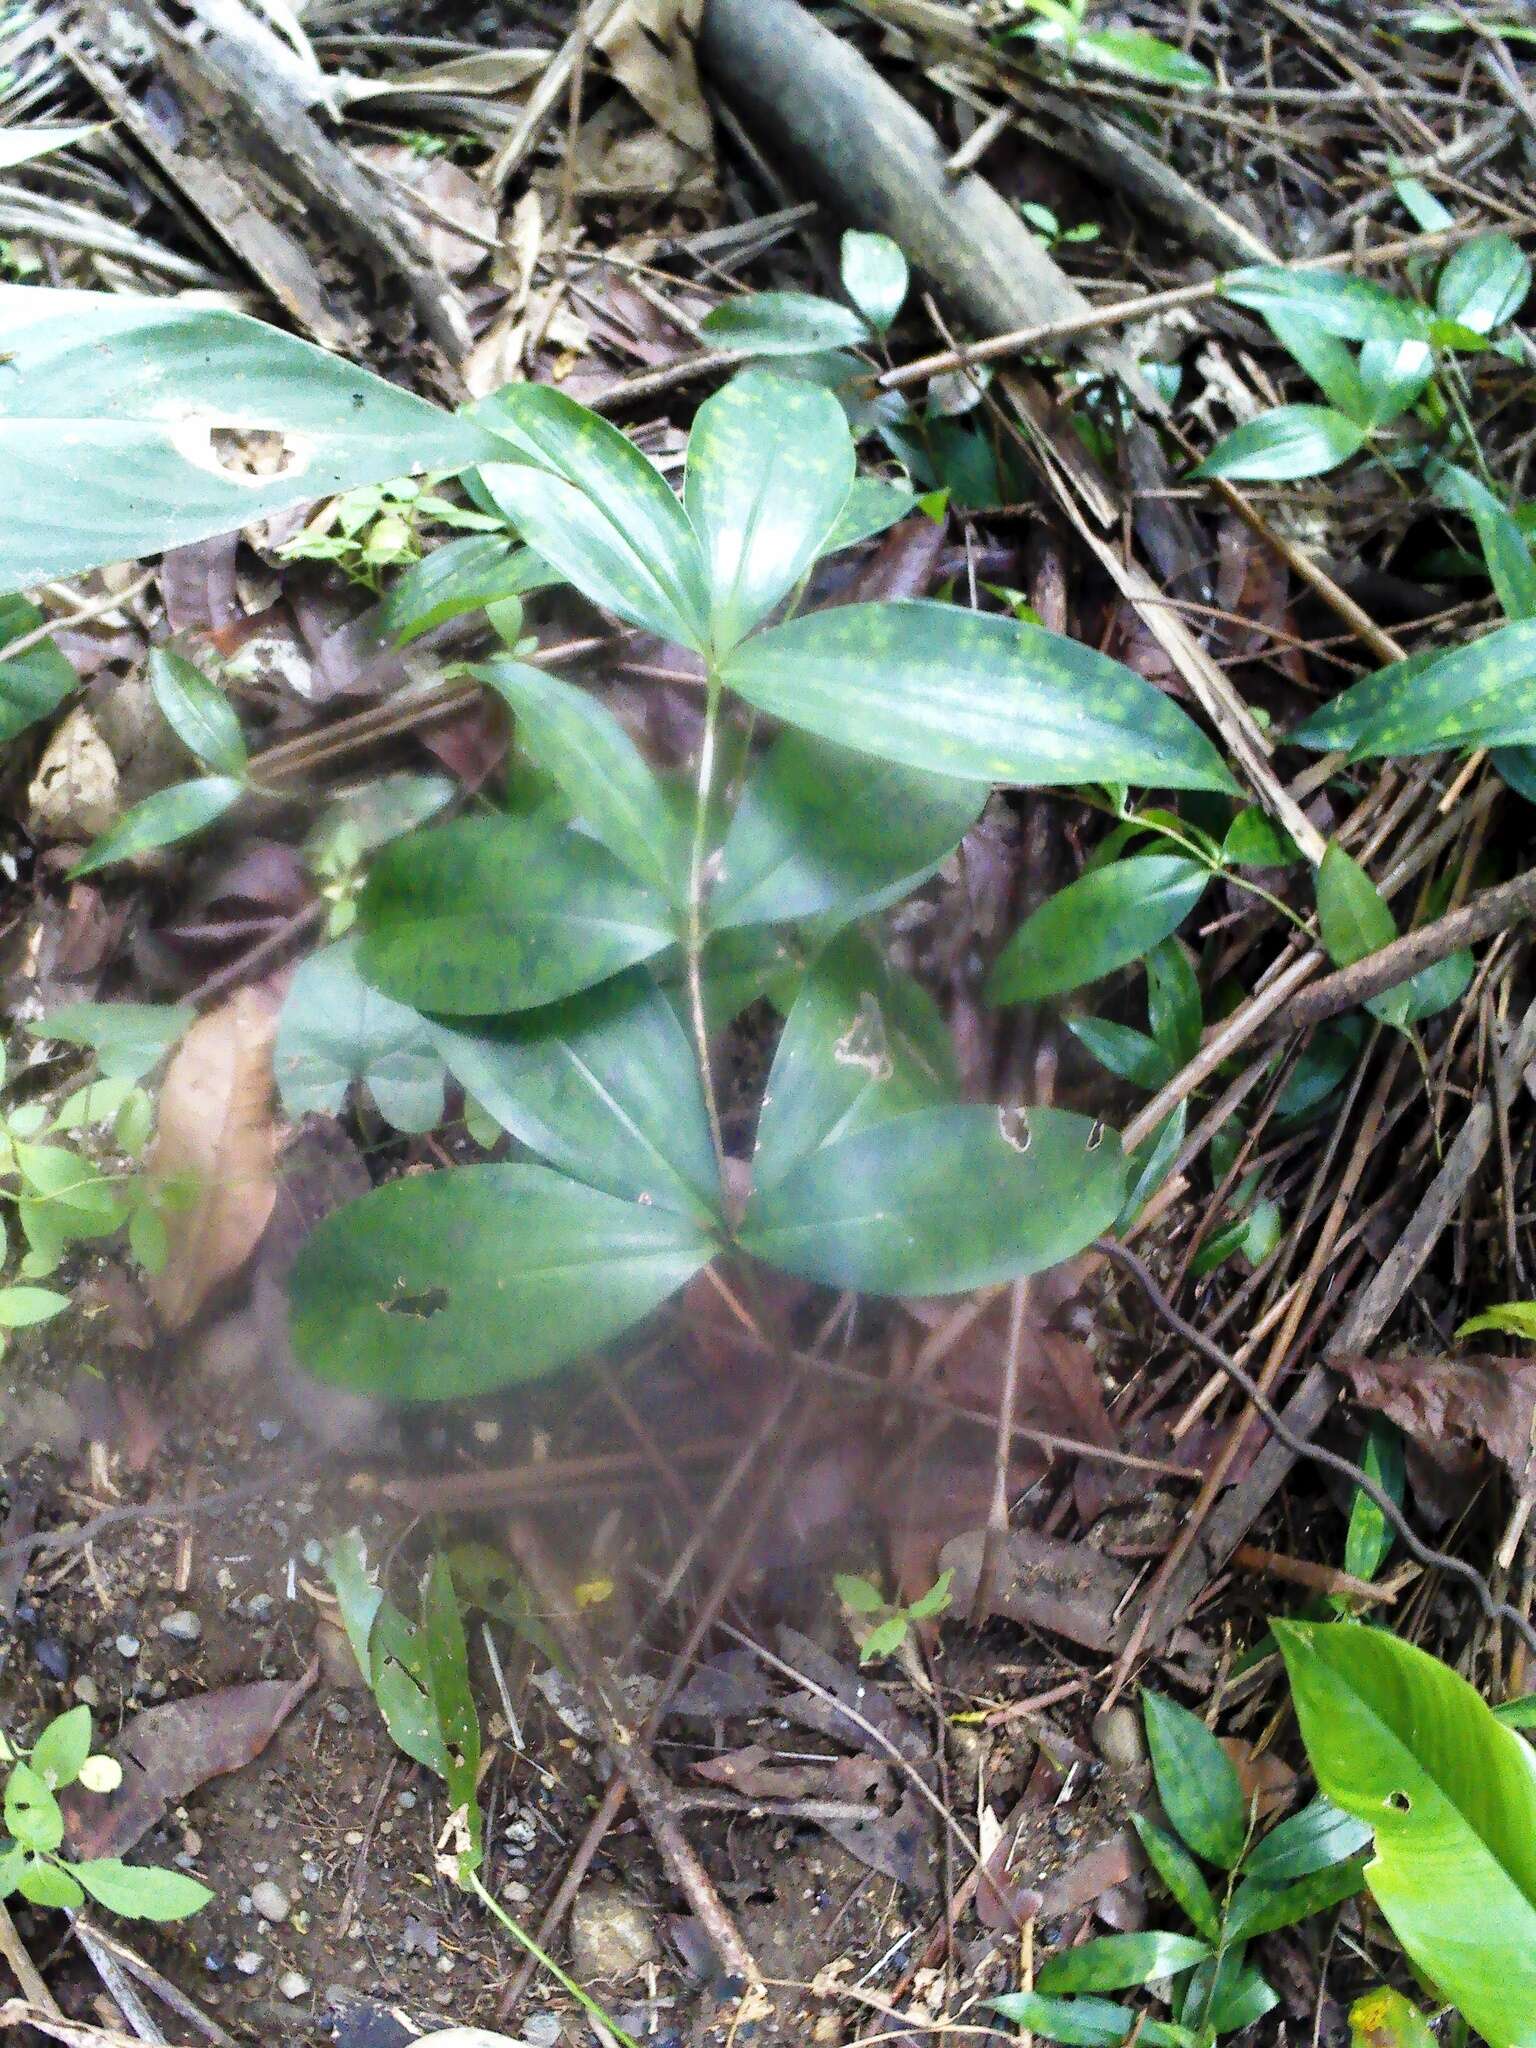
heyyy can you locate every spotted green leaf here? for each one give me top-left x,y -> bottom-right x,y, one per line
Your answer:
384,534 -> 559,644
989,856 -> 1208,1004
701,291 -> 870,356
989,1993 -> 1195,2048
1037,1931 -> 1212,1995
1142,1689 -> 1247,1868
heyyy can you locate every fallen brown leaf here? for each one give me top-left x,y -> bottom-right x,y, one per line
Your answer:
1336,1351 -> 1536,1489
146,987 -> 279,1327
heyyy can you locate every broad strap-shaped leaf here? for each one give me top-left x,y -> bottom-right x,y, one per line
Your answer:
750,932 -> 958,1195
0,286 -> 500,592
70,776 -> 244,875
712,730 -> 984,930
989,1993 -> 1195,2047
1221,267 -> 1426,344
149,647 -> 247,774
0,595 -> 74,743
1191,405 -> 1368,483
1433,462 -> 1536,622
475,384 -> 710,649
384,535 -> 560,644
275,939 -> 446,1133
430,971 -> 721,1225
721,601 -> 1236,794
1276,1619 -> 1536,2048
701,291 -> 870,356
1142,1689 -> 1247,1868
1296,618 -> 1536,758
477,659 -> 686,898
988,855 -> 1209,1004
684,369 -> 853,654
1356,337 -> 1433,427
1224,1854 -> 1366,1940
287,1161 -> 714,1400
1036,1931 -> 1211,1996
357,814 -> 676,1015
739,1101 -> 1125,1295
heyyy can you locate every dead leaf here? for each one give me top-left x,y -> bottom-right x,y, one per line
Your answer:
147,987 -> 279,1327
819,1756 -> 933,1892
28,707 -> 120,842
595,0 -> 713,162
692,1745 -> 830,1801
1220,1738 -> 1296,1825
62,1663 -> 314,1858
1336,1352 -> 1536,1490
940,1528 -> 1135,1651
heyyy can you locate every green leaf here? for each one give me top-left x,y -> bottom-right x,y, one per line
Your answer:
34,1001 -> 190,1081
1038,1931 -> 1211,1995
1147,937 -> 1202,1067
1349,1986 -> 1439,2048
840,230 -> 908,331
989,856 -> 1208,1004
684,370 -> 853,654
275,938 -> 445,1133
905,1567 -> 954,1620
712,730 -> 983,931
476,659 -> 686,897
1315,844 -> 1412,1029
5,1762 -> 63,1853
1129,1813 -> 1220,1940
0,1285 -> 69,1328
1244,1796 -> 1374,1884
70,776 -> 244,876
384,535 -> 559,644
1221,809 -> 1298,869
721,601 -> 1237,795
1192,1953 -> 1279,2035
1225,1852 -> 1367,1939
1304,619 -> 1536,759
1221,267 -> 1425,344
1356,337 -> 1434,427
288,1161 -> 714,1401
327,1531 -> 386,1683
989,1993 -> 1193,2048
740,1101 -> 1125,1295
0,285 -> 499,592
701,292 -> 870,356
1263,308 -> 1367,421
1432,462 -> 1536,622
477,385 -> 709,649
374,1658 -> 450,1776
17,1855 -> 83,1909
1456,1300 -> 1536,1341
1116,1103 -> 1186,1230
0,1845 -> 25,1899
1066,1018 -> 1173,1091
30,1706 -> 92,1790
856,1615 -> 909,1664
1276,1618 -> 1536,2048
819,477 -> 918,556
1191,404 -> 1368,483
833,1573 -> 887,1615
1436,233 -> 1531,335
73,1858 -> 213,1921
147,648 -> 247,774
0,595 -> 75,743
430,970 -> 721,1223
1069,25 -> 1212,87
356,815 -> 675,1015
421,1554 -> 481,1867
1142,1690 -> 1247,1868
749,932 -> 958,1196
1344,1422 -> 1404,1583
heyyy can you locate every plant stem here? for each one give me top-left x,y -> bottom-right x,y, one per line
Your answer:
468,1871 -> 641,2048
686,668 -> 729,1193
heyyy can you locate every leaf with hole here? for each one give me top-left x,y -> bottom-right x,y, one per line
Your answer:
357,815 -> 676,1015
721,601 -> 1236,794
6,1762 -> 63,1853
989,856 -> 1209,1004
684,369 -> 853,653
1276,1618 -> 1536,2048
1191,405 -> 1368,483
0,286 -> 500,592
289,1161 -> 716,1401
701,292 -> 870,356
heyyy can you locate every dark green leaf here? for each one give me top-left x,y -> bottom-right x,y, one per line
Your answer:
421,1553 -> 481,1869
1222,807 -> 1301,868
1191,1952 -> 1279,2035
1436,233 -> 1531,335
147,647 -> 247,774
1307,619 -> 1536,758
288,1161 -> 715,1401
1432,462 -> 1536,622
840,231 -> 908,331
0,595 -> 74,743
70,776 -> 243,875
1037,1931 -> 1211,1995
701,292 -> 870,356
275,938 -> 445,1132
740,1101 -> 1125,1294
356,815 -> 675,1015
1146,937 -> 1202,1067
1244,1794 -> 1373,1883
30,1705 -> 92,1791
1116,1103 -> 1186,1230
1129,1813 -> 1220,1940
0,285 -> 500,591
989,1993 -> 1194,2048
477,658 -> 686,897
1276,1618 -> 1536,2048
384,534 -> 559,644
1316,842 -> 1395,966
477,385 -> 709,649
1191,405 -> 1368,483
685,369 -> 853,653
1344,1422 -> 1404,1584
1066,1017 -> 1173,1091
1225,1853 -> 1367,1939
712,730 -> 983,931
374,1658 -> 450,1776
721,602 -> 1237,794
990,857 -> 1208,1004
1142,1690 -> 1247,1867
1221,268 -> 1425,344
430,970 -> 721,1223
1262,309 -> 1367,422
73,1858 -> 213,1921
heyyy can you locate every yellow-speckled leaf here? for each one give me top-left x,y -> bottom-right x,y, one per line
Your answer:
1296,619 -> 1536,758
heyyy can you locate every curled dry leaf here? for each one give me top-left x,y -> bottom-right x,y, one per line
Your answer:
146,987 -> 279,1327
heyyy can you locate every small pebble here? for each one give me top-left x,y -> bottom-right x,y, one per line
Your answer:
301,1861 -> 321,1886
1093,1704 -> 1148,1775
277,1971 -> 310,2001
115,1634 -> 141,1660
257,1418 -> 284,1442
234,1952 -> 263,1977
250,1881 -> 290,1924
72,1675 -> 100,1706
34,1639 -> 70,1683
524,2016 -> 563,2048
302,1539 -> 323,1566
396,1790 -> 417,1810
246,1593 -> 275,1622
326,1701 -> 351,1725
160,1610 -> 202,1645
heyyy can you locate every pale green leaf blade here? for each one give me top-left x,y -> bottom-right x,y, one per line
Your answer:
1191,405 -> 1368,483
684,370 -> 854,652
0,125 -> 101,172
1456,1301 -> 1536,1341
1276,1618 -> 1536,2048
988,856 -> 1208,1004
740,1101 -> 1125,1295
148,647 -> 247,773
17,1856 -> 82,1908
275,938 -> 446,1133
0,1285 -> 70,1328
1037,1931 -> 1211,1995
356,816 -> 676,1015
73,1858 -> 213,1921
819,476 -> 917,557
1436,233 -> 1531,335
721,602 -> 1237,794
701,292 -> 870,356
1244,1796 -> 1373,1883
840,231 -> 909,331
288,1161 -> 714,1400
0,595 -> 75,743
70,777 -> 244,875
1142,1689 -> 1247,1867
1070,26 -> 1212,87
5,1762 -> 63,1853
1262,309 -> 1367,421
30,1705 -> 92,1790
1221,267 -> 1426,343
430,970 -> 721,1224
0,286 -> 500,592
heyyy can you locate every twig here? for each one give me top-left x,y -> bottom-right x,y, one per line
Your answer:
70,1922 -> 233,2048
0,1899 -> 59,2016
0,1458 -> 323,1566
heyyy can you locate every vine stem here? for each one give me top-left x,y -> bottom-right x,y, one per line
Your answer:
686,668 -> 729,1194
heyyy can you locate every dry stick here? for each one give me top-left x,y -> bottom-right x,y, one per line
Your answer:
503,1514 -> 761,1991
0,1900 -> 60,2017
0,1458 -> 323,1567
970,1276 -> 1029,1626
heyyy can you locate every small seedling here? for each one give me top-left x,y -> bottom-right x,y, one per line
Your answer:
834,1569 -> 953,1665
1019,201 -> 1101,251
0,1704 -> 211,1920
280,474 -> 500,591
